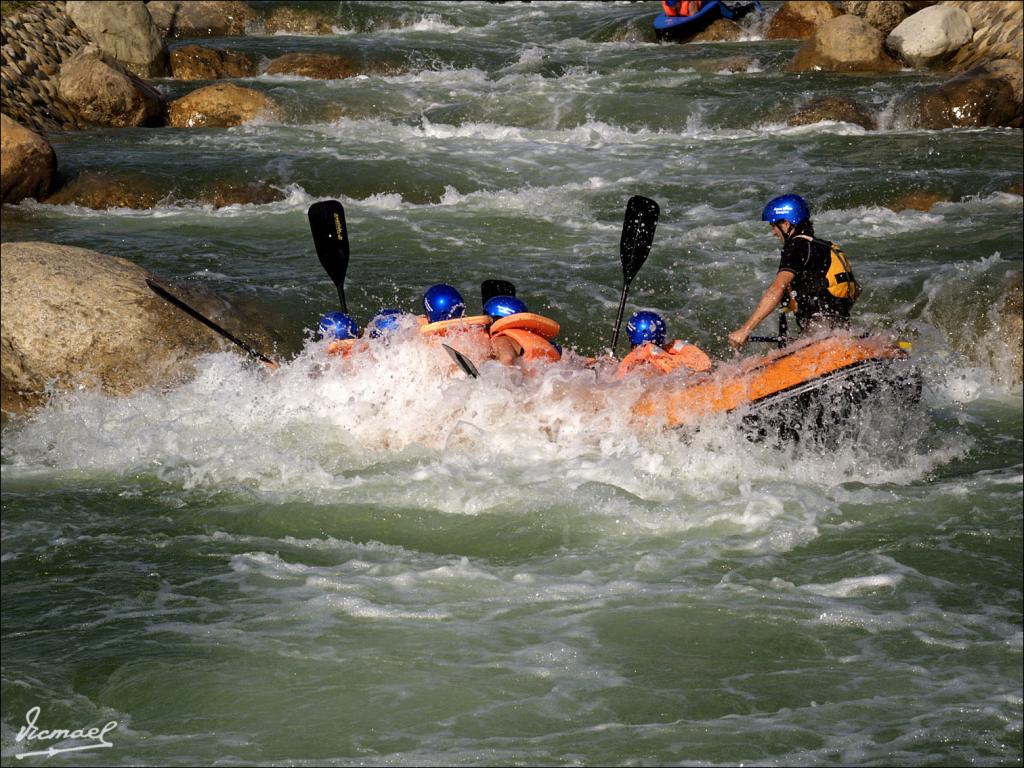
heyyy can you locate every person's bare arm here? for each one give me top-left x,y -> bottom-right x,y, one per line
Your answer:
728,270 -> 794,348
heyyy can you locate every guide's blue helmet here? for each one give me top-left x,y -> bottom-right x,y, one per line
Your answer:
317,311 -> 360,340
761,194 -> 810,227
368,308 -> 403,338
483,295 -> 528,319
627,311 -> 666,347
423,284 -> 465,322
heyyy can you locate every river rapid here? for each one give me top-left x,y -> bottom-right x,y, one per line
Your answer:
2,2 -> 1022,765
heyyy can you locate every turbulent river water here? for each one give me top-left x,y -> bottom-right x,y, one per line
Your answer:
2,2 -> 1022,765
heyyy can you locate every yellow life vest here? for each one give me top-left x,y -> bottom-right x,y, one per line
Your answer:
824,241 -> 861,301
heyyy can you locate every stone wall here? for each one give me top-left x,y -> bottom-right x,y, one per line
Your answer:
0,2 -> 90,132
943,0 -> 1023,71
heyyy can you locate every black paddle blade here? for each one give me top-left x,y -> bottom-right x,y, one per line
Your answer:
442,343 -> 479,379
481,279 -> 516,308
307,200 -> 350,313
619,195 -> 660,285
610,195 -> 660,352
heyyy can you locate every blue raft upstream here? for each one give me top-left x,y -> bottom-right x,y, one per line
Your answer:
653,0 -> 762,42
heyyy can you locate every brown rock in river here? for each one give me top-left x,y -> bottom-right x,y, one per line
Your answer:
168,83 -> 277,128
765,1 -> 842,41
886,191 -> 946,212
983,58 -> 1024,113
200,180 -> 286,208
787,96 -> 877,130
264,7 -> 335,35
43,171 -> 169,210
690,19 -> 742,43
264,52 -> 359,80
0,113 -> 56,204
787,14 -> 902,73
901,64 -> 1021,128
169,44 -> 257,80
998,276 -> 1023,388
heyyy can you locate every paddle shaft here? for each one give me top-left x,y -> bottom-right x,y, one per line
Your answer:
145,279 -> 278,369
610,277 -> 633,351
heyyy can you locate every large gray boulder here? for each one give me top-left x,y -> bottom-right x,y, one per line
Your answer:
788,14 -> 902,72
887,5 -> 973,68
1,242 -> 218,414
0,114 -> 56,204
146,1 -> 257,38
64,0 -> 168,78
57,44 -> 166,128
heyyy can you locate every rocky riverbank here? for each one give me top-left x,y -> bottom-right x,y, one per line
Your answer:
3,1 -> 1020,208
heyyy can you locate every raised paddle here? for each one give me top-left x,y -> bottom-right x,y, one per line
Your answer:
145,279 -> 278,369
442,343 -> 479,378
610,195 -> 660,352
308,200 -> 350,313
481,279 -> 516,308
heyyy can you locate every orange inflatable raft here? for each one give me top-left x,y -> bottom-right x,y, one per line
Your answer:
631,334 -> 918,430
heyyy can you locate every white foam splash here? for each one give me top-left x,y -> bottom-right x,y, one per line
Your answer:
2,319 -> 958,520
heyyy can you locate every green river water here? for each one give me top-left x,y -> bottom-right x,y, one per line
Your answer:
2,2 -> 1022,765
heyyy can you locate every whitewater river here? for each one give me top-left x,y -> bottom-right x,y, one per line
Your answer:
2,2 -> 1022,765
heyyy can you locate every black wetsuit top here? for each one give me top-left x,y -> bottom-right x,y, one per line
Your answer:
777,233 -> 853,328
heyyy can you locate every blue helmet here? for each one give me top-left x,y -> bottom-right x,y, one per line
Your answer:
627,311 -> 666,347
368,308 -> 403,338
761,194 -> 810,227
317,311 -> 360,340
423,283 -> 465,322
483,295 -> 528,319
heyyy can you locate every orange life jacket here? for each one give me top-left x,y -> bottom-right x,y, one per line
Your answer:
492,327 -> 560,362
326,338 -> 360,357
488,313 -> 561,363
418,315 -> 493,337
662,0 -> 702,17
617,340 -> 712,379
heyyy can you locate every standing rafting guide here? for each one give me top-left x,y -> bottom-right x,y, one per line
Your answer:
729,194 -> 861,349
